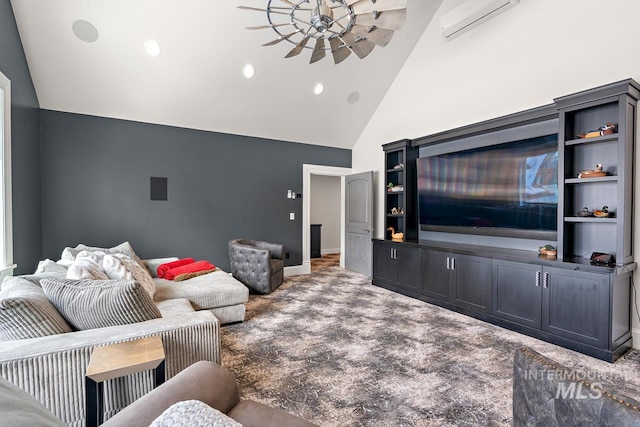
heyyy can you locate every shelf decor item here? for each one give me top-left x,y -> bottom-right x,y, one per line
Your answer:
538,244 -> 557,257
576,207 -> 593,217
577,122 -> 617,139
593,206 -> 610,218
387,227 -> 404,242
578,166 -> 607,179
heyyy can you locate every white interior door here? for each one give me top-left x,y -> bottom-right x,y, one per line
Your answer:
345,171 -> 373,276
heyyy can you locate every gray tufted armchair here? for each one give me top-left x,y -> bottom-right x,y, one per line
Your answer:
228,239 -> 284,294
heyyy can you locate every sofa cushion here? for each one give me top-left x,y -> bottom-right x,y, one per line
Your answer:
41,278 -> 162,331
0,277 -> 73,341
154,269 -> 249,310
150,400 -> 242,427
156,298 -> 195,317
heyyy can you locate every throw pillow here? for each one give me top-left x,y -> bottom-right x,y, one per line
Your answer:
41,278 -> 161,331
149,400 -> 242,427
18,259 -> 70,287
60,241 -> 146,269
0,277 -> 72,341
110,254 -> 156,299
34,259 -> 69,278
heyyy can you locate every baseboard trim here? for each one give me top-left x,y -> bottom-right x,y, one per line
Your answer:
284,262 -> 311,277
321,248 -> 340,255
633,328 -> 640,350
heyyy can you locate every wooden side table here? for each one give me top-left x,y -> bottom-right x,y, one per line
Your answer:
85,335 -> 165,426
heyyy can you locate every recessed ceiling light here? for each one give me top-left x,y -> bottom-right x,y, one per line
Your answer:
72,20 -> 99,43
314,83 -> 325,95
243,64 -> 255,79
144,39 -> 162,57
347,91 -> 360,104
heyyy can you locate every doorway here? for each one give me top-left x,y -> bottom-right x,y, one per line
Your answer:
296,164 -> 352,275
310,175 -> 341,271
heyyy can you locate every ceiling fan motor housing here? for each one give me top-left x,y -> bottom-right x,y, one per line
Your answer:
311,3 -> 334,33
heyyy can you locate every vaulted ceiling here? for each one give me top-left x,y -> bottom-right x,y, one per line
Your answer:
11,0 -> 442,149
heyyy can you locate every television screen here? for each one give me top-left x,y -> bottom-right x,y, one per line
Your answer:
417,134 -> 558,239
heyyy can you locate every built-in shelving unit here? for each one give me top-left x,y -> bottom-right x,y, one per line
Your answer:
555,79 -> 640,265
382,139 -> 418,242
373,79 -> 639,362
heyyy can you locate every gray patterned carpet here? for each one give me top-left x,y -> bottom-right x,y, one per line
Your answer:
220,266 -> 640,426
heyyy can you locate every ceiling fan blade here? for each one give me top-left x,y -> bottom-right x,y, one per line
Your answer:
351,0 -> 407,15
262,30 -> 301,46
350,24 -> 394,46
238,6 -> 290,16
285,35 -> 312,58
278,0 -> 297,5
329,36 -> 351,64
345,0 -> 360,5
340,32 -> 376,59
310,38 -> 326,64
245,23 -> 292,30
355,10 -> 407,31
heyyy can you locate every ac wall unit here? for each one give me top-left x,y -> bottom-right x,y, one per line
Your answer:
440,0 -> 519,40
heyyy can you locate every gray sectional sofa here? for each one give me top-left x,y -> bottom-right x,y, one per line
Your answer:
0,243 -> 250,426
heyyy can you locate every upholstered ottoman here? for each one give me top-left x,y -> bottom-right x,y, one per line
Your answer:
152,269 -> 249,324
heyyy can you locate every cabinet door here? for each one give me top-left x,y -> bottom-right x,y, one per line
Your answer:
451,254 -> 491,313
492,260 -> 542,328
372,241 -> 396,286
542,266 -> 610,348
421,249 -> 451,301
396,245 -> 420,291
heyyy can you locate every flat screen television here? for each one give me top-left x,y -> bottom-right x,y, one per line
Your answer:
417,134 -> 558,240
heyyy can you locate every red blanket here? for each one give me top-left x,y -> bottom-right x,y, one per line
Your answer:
157,258 -> 195,278
165,260 -> 216,281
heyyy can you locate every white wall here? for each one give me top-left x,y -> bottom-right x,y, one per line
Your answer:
352,0 -> 640,347
310,175 -> 341,254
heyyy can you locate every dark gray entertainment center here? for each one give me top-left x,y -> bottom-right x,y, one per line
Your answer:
372,79 -> 639,362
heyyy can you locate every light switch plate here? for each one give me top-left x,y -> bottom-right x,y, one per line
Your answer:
289,213 -> 295,220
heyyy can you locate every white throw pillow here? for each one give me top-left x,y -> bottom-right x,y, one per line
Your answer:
149,400 -> 242,427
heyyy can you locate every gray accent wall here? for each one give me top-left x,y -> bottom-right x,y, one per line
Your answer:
0,0 -> 42,274
40,111 -> 351,270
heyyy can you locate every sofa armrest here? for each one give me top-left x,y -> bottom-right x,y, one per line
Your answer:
142,257 -> 179,278
102,361 -> 240,427
0,311 -> 220,426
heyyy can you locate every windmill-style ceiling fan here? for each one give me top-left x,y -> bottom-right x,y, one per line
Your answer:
239,0 -> 407,64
